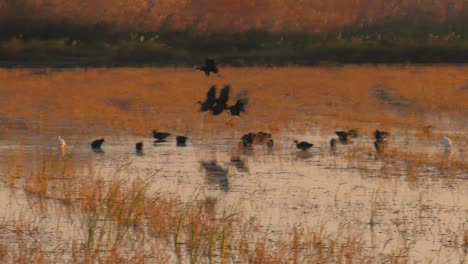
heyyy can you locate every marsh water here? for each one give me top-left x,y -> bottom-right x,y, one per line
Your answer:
0,67 -> 467,262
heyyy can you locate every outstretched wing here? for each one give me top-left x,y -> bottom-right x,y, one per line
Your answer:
234,90 -> 249,112
234,98 -> 248,112
206,85 -> 216,103
218,85 -> 230,104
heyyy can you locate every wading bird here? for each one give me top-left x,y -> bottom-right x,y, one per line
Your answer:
57,136 -> 66,149
176,136 -> 188,146
374,130 -> 390,143
335,129 -> 359,143
294,140 -> 314,151
266,139 -> 274,149
152,130 -> 171,141
442,136 -> 452,148
91,138 -> 105,149
135,142 -> 143,152
194,58 -> 220,77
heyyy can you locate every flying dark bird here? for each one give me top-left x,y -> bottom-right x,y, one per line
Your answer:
176,136 -> 188,146
136,142 -> 143,151
197,85 -> 217,112
294,140 -> 314,151
374,130 -> 390,143
152,130 -> 171,141
211,85 -> 230,115
91,138 -> 105,149
335,129 -> 359,143
228,98 -> 248,116
194,58 -> 220,76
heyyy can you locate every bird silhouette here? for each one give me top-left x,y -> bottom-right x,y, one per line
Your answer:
91,138 -> 105,149
374,130 -> 390,143
335,129 -> 359,143
152,130 -> 171,141
197,85 -> 217,112
241,132 -> 257,146
266,139 -> 274,149
294,140 -> 314,151
255,131 -> 272,144
194,58 -> 220,76
176,136 -> 188,146
228,98 -> 248,116
136,142 -> 143,151
211,85 -> 230,115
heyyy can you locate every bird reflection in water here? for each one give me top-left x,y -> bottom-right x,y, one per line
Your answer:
230,154 -> 249,173
199,160 -> 229,192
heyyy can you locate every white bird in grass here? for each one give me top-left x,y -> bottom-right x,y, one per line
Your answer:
442,136 -> 452,148
57,136 -> 66,150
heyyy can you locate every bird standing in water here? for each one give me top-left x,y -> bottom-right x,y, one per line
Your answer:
294,140 -> 314,151
442,136 -> 452,148
57,136 -> 66,150
91,138 -> 105,149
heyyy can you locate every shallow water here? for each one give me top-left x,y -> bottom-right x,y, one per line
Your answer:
0,125 -> 467,262
0,66 -> 467,262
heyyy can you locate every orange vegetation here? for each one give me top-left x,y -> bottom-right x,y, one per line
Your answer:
0,66 -> 467,137
1,0 -> 467,32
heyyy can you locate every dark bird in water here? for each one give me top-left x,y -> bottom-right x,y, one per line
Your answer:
197,85 -> 217,112
330,138 -> 338,148
135,142 -> 143,152
152,130 -> 171,141
241,132 -> 257,147
335,129 -> 359,143
255,131 -> 272,144
374,130 -> 390,143
266,139 -> 274,149
194,58 -> 220,76
211,85 -> 230,115
91,138 -> 105,149
294,140 -> 314,151
176,136 -> 188,146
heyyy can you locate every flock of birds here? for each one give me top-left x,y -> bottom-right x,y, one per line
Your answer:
56,58 -> 455,155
